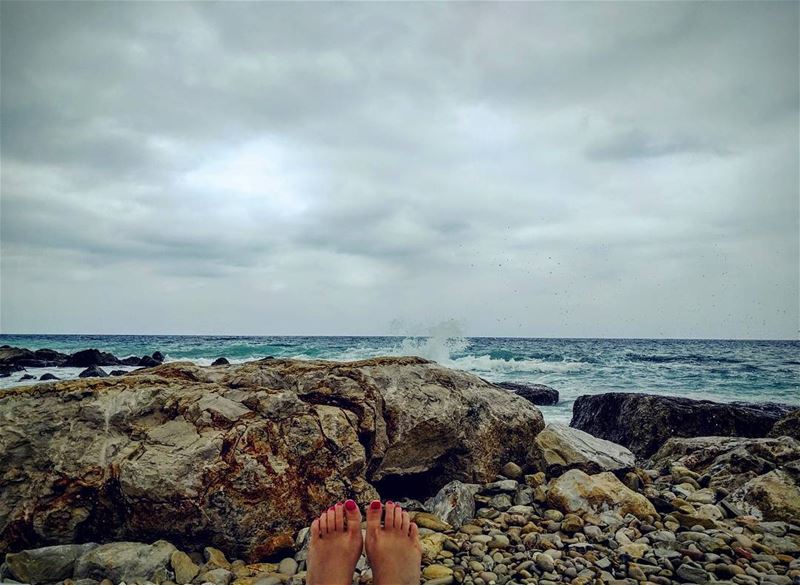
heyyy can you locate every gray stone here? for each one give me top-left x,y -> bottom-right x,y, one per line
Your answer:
532,424 -> 635,475
278,558 -> 298,576
425,481 -> 481,528
6,544 -> 98,585
676,563 -> 709,584
74,541 -> 177,583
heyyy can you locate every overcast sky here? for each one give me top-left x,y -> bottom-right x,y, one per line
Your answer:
1,2 -> 798,338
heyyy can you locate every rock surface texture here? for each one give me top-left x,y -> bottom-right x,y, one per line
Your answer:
0,357 -> 544,561
494,382 -> 559,405
770,409 -> 800,440
571,392 -> 794,458
532,423 -> 636,475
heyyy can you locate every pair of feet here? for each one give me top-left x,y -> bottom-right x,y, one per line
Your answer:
307,499 -> 422,585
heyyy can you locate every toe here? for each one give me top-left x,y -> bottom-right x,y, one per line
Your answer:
393,505 -> 403,531
409,521 -> 419,542
344,499 -> 362,534
310,518 -> 320,543
366,499 -> 382,534
334,502 -> 344,532
326,506 -> 336,533
401,510 -> 410,535
319,511 -> 329,535
384,501 -> 396,529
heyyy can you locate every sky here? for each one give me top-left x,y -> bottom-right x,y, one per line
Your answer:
1,2 -> 798,339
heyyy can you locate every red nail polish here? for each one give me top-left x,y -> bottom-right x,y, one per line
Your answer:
387,500 -> 394,505
370,500 -> 381,510
328,506 -> 335,511
345,499 -> 357,511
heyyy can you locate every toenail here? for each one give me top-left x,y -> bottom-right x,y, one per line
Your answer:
345,499 -> 357,511
370,500 -> 381,510
386,500 -> 394,505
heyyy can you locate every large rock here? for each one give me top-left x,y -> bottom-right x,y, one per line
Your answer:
73,540 -> 176,583
0,346 -> 68,368
547,469 -> 657,519
5,543 -> 98,585
769,409 -> 800,440
495,382 -> 559,405
64,349 -> 120,367
532,423 -> 635,475
725,467 -> 800,522
0,357 -> 544,561
649,435 -> 800,491
570,392 -> 794,458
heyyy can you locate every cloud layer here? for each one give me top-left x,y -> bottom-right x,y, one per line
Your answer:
1,2 -> 798,337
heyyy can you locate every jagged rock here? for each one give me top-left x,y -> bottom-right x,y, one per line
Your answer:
725,468 -> 800,522
571,392 -> 794,458
152,351 -> 165,363
138,355 -> 161,367
78,365 -> 108,378
5,543 -> 98,585
212,358 -> 231,366
532,423 -> 635,475
64,349 -> 120,367
18,374 -> 35,381
0,357 -> 543,561
547,469 -> 657,519
73,541 -> 176,583
770,409 -> 800,440
1,364 -> 25,377
424,481 -> 480,528
494,381 -> 559,405
120,357 -> 142,366
0,346 -> 68,368
40,373 -> 60,381
649,435 -> 800,491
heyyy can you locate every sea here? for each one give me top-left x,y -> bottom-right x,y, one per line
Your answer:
1,334 -> 798,423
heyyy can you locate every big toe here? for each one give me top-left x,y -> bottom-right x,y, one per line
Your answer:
344,499 -> 362,534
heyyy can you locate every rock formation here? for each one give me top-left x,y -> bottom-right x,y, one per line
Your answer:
570,392 -> 794,458
494,382 -> 559,405
532,423 -> 635,475
0,357 -> 544,561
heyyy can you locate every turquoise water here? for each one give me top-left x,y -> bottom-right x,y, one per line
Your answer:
1,334 -> 798,423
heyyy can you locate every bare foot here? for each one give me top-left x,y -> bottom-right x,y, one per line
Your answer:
307,500 -> 364,585
365,500 -> 422,585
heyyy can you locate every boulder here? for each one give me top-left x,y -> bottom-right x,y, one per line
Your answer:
0,356 -> 544,561
73,540 -> 176,583
424,480 -> 480,528
769,409 -> 800,440
532,423 -> 635,475
1,364 -> 25,377
547,469 -> 657,519
649,435 -> 800,491
212,357 -> 231,366
18,374 -> 35,381
40,373 -> 60,381
495,381 -> 559,405
5,543 -> 98,585
570,392 -> 794,458
64,349 -> 120,368
78,366 -> 108,378
138,355 -> 161,367
724,467 -> 800,522
152,351 -> 165,362
0,347 -> 68,368
120,356 -> 142,366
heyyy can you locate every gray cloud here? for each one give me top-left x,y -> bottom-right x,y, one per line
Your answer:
1,1 -> 797,338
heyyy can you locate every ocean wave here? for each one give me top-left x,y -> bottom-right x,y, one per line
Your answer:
448,354 -> 587,374
624,352 -> 744,365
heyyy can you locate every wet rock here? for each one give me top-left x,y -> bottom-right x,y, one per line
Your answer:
571,393 -> 794,458
152,351 -> 165,362
0,357 -> 543,561
769,409 -> 800,440
18,374 -> 35,381
138,355 -> 161,367
5,544 -> 98,585
110,370 -> 128,376
73,540 -> 176,583
547,469 -> 657,519
65,349 -> 120,367
494,381 -> 559,405
532,423 -> 635,475
0,346 -> 68,368
78,365 -> 108,378
212,358 -> 231,366
425,480 -> 480,528
40,373 -> 60,381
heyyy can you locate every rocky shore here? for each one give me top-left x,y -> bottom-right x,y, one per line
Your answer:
0,353 -> 798,585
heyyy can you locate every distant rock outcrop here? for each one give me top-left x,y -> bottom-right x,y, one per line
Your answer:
0,357 -> 544,561
570,392 -> 794,458
211,357 -> 230,366
494,381 -> 559,405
